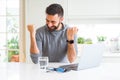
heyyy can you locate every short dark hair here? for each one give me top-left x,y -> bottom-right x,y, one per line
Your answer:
46,3 -> 64,17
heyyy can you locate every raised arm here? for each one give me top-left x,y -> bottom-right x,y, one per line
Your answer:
67,27 -> 78,63
27,24 -> 39,54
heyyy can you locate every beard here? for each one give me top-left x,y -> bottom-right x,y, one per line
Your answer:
47,22 -> 61,31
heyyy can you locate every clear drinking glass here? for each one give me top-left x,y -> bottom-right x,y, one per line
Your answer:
38,57 -> 48,71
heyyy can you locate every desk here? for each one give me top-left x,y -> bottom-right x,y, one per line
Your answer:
0,62 -> 120,80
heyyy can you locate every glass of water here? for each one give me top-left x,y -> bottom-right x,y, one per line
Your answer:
38,57 -> 48,71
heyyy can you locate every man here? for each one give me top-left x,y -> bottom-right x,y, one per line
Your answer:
28,3 -> 78,64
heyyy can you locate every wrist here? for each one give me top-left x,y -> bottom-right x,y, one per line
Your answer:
67,36 -> 74,40
30,31 -> 35,35
66,40 -> 74,44
30,33 -> 36,39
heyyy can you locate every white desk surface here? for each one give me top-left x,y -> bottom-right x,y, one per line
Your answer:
0,62 -> 120,80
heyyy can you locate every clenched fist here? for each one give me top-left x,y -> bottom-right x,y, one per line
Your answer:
67,27 -> 78,40
27,24 -> 35,33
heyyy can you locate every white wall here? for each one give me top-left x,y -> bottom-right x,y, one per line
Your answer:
67,0 -> 120,17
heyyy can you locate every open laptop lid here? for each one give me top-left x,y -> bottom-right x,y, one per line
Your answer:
77,43 -> 105,70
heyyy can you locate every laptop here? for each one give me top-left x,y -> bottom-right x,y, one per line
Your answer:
59,43 -> 105,71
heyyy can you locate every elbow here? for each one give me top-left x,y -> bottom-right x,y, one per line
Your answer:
30,54 -> 38,64
68,56 -> 76,63
31,59 -> 38,64
69,59 -> 75,63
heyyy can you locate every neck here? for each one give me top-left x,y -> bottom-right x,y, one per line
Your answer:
56,23 -> 63,31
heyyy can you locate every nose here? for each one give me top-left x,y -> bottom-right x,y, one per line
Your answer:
47,22 -> 53,27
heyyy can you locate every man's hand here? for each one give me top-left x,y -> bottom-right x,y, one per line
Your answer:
67,27 -> 78,40
27,24 -> 35,34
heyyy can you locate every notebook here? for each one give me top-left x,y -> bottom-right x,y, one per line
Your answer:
59,43 -> 105,71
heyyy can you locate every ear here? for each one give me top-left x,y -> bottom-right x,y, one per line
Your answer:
60,17 -> 64,22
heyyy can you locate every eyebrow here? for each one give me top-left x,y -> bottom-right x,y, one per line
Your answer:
46,19 -> 56,23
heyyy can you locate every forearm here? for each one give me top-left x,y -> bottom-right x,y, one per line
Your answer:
30,33 -> 39,54
66,27 -> 78,63
67,43 -> 77,63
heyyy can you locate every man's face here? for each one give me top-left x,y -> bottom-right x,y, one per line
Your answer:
46,14 -> 63,31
